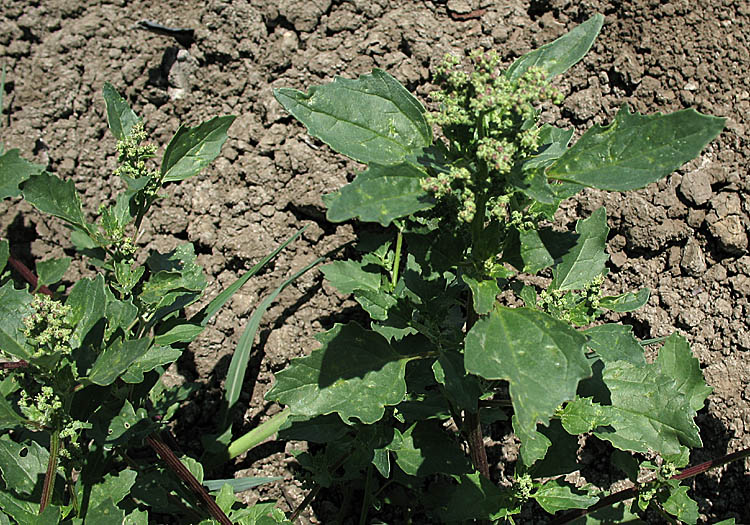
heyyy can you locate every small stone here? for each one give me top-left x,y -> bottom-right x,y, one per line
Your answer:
680,238 -> 707,276
708,214 -> 748,254
678,307 -> 705,328
729,274 -> 750,295
705,264 -> 728,282
679,170 -> 713,206
446,0 -> 474,14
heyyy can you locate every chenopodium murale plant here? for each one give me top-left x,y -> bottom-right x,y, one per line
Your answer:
269,14 -> 725,523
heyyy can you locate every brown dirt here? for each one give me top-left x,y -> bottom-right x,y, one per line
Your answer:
1,0 -> 748,522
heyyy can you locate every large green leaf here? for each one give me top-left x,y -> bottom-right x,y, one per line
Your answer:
547,105 -> 726,191
506,14 -> 604,81
465,306 -> 590,464
0,435 -> 48,495
323,162 -> 433,226
561,335 -> 709,456
599,287 -> 650,312
584,324 -> 645,366
161,116 -> 235,183
0,490 -> 37,524
266,322 -> 410,424
274,69 -> 431,165
0,149 -> 44,200
0,282 -> 33,360
86,338 -> 151,386
35,257 -> 71,290
0,396 -> 26,430
320,260 -> 382,295
550,207 -> 609,290
77,469 -> 138,509
121,345 -> 182,384
21,172 -> 90,230
102,82 -> 140,140
461,275 -> 500,315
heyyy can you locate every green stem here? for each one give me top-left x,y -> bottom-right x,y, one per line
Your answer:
227,407 -> 291,459
66,468 -> 80,517
39,430 -> 60,514
391,228 -> 404,291
358,463 -> 373,525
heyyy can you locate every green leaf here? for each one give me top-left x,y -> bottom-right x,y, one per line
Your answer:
154,323 -> 203,345
21,172 -> 90,230
323,162 -> 433,226
550,207 -> 609,290
203,476 -> 283,493
79,469 -> 138,508
524,125 -> 575,171
429,473 -> 516,522
0,490 -> 37,524
215,483 -> 235,514
0,396 -> 25,430
0,239 -> 7,273
657,333 -> 712,412
274,69 -> 431,165
190,227 -> 305,327
35,256 -> 71,289
320,260 -> 381,295
432,350 -> 481,411
533,479 -> 598,514
140,244 -> 206,308
120,345 -> 182,384
86,337 -> 151,386
354,288 -> 397,321
102,82 -> 140,140
86,498 -> 125,523
659,485 -> 699,525
266,322 -> 410,424
0,435 -> 48,495
161,116 -> 236,183
599,287 -> 650,312
0,281 -> 33,360
387,421 -> 470,476
461,275 -> 499,315
66,275 -> 107,349
512,414 -> 552,466
0,149 -> 44,200
547,105 -> 726,191
528,420 -> 581,478
465,306 -> 590,465
559,397 -> 609,435
519,229 -> 555,273
506,14 -> 604,81
584,324 -> 646,366
567,502 -> 645,524
222,255 -> 322,428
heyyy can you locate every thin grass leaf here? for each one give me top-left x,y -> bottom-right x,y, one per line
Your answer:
203,476 -> 283,493
221,255 -> 324,428
189,227 -> 307,328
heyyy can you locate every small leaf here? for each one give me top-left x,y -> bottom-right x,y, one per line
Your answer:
506,14 -> 604,81
266,322 -> 410,424
432,350 -> 481,411
354,288 -> 397,321
86,498 -> 125,523
388,421 -> 471,476
461,275 -> 499,315
120,345 -> 182,384
321,260 -> 381,295
548,105 -> 726,191
0,239 -> 7,273
21,172 -> 90,230
274,69 -> 431,165
154,323 -> 203,345
659,485 -> 699,525
0,149 -> 44,200
550,207 -> 609,290
86,338 -> 151,386
584,324 -> 646,366
599,287 -> 650,312
323,162 -> 433,226
657,333 -> 712,412
140,244 -> 207,308
0,396 -> 26,430
161,116 -> 236,183
465,306 -> 590,466
519,229 -> 555,273
78,469 -> 138,508
102,82 -> 140,140
66,275 -> 107,349
533,479 -> 598,514
0,282 -> 34,360
35,256 -> 71,290
0,435 -> 48,495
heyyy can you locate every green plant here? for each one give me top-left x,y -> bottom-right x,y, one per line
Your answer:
267,14 -> 735,523
0,84 -> 304,523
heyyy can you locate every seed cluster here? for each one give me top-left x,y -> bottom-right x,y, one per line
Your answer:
23,294 -> 73,360
422,50 -> 562,224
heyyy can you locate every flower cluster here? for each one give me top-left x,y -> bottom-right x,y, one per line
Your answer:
113,121 -> 158,182
424,49 -> 562,224
538,275 -> 605,324
23,294 -> 73,360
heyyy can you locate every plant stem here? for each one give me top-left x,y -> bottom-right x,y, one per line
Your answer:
550,446 -> 750,525
391,228 -> 404,290
358,463 -> 373,525
66,469 -> 80,517
227,407 -> 290,459
463,294 -> 490,479
6,253 -> 53,296
146,433 -> 232,525
289,485 -> 320,522
39,430 -> 60,514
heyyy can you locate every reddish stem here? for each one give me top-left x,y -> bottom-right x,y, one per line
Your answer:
146,433 -> 232,525
0,360 -> 28,370
7,254 -> 54,296
550,446 -> 750,524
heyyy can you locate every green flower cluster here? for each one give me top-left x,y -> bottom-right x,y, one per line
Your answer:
114,121 -> 157,182
422,49 -> 562,223
23,294 -> 73,360
538,275 -> 604,324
